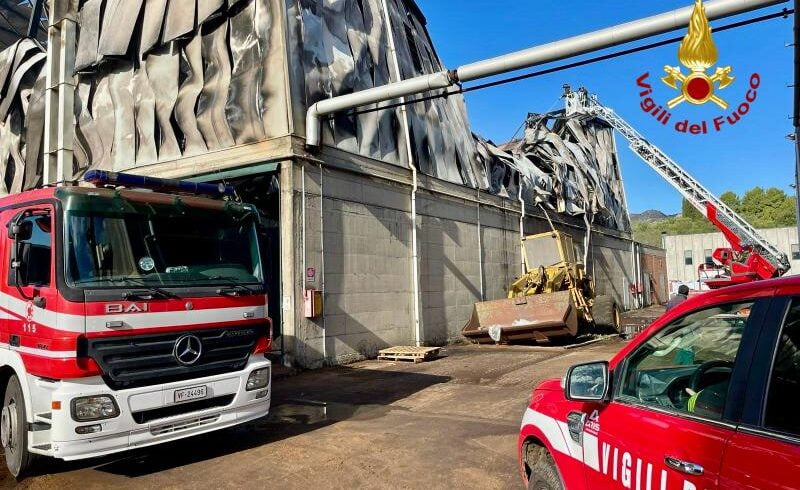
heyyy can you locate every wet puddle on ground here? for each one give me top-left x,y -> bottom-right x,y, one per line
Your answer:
267,400 -> 395,425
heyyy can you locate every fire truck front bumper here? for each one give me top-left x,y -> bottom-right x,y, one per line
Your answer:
39,356 -> 271,461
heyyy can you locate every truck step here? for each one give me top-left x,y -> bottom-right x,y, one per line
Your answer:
34,412 -> 52,424
29,420 -> 53,454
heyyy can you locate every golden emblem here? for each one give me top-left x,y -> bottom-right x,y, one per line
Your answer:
661,0 -> 734,109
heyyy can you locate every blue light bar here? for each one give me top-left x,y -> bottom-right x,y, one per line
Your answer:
84,170 -> 235,197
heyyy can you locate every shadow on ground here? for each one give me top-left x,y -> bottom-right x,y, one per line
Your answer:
8,366 -> 450,481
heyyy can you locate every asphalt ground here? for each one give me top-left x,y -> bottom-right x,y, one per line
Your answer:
0,337 -> 637,489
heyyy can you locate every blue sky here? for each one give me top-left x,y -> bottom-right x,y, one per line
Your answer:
417,1 -> 795,214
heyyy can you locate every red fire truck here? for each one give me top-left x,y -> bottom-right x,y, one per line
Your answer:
519,275 -> 800,489
0,171 -> 272,477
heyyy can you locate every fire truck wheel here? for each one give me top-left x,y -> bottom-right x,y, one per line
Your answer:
527,449 -> 563,490
593,295 -> 622,334
2,375 -> 34,478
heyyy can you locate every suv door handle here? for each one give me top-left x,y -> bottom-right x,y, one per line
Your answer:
664,456 -> 704,475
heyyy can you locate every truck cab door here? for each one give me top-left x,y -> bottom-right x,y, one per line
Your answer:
580,299 -> 766,490
719,296 -> 800,488
0,211 -> 7,347
3,205 -> 62,367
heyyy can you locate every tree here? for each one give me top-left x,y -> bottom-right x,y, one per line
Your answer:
720,191 -> 740,210
632,186 -> 798,247
739,187 -> 766,224
774,195 -> 797,226
681,198 -> 704,221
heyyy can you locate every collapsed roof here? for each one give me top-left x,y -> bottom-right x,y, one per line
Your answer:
492,113 -> 630,231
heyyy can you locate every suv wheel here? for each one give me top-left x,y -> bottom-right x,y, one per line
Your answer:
527,449 -> 563,490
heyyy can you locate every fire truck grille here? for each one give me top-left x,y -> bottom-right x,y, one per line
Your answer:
133,395 -> 236,424
83,325 -> 262,390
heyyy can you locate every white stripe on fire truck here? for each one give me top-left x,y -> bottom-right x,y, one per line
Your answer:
0,309 -> 17,320
84,305 -> 266,332
2,291 -> 83,331
0,291 -> 265,334
0,342 -> 76,359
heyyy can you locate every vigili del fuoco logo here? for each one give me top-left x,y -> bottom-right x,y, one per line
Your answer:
635,0 -> 761,135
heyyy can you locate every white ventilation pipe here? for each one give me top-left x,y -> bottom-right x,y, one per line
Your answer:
380,0 -> 423,347
306,71 -> 452,147
305,0 -> 785,147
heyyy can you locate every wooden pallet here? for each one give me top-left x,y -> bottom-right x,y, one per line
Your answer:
377,346 -> 441,363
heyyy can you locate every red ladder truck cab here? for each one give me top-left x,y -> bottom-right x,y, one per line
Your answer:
519,275 -> 800,489
0,172 -> 272,477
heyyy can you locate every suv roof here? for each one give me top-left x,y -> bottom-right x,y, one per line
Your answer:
660,275 -> 799,326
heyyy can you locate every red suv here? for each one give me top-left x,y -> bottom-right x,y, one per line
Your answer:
519,276 -> 800,489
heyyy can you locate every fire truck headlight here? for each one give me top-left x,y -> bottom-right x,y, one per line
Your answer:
246,367 -> 270,391
71,396 -> 120,422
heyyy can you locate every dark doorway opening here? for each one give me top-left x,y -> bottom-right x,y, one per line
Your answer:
229,173 -> 282,358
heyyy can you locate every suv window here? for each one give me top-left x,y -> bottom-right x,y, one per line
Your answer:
618,301 -> 754,421
764,299 -> 800,436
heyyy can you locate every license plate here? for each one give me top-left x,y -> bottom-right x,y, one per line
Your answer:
174,385 -> 207,403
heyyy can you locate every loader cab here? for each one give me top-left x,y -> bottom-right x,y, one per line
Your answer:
521,231 -> 576,271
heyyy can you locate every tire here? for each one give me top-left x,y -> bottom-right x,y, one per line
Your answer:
1,375 -> 34,478
592,295 -> 622,334
527,450 -> 564,490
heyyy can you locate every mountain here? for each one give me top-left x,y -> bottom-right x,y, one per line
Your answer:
630,210 -> 676,223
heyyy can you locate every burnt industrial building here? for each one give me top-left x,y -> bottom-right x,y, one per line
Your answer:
0,0 -> 664,367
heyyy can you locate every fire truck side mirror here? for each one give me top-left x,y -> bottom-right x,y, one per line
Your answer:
564,361 -> 610,402
8,220 -> 32,286
8,220 -> 32,241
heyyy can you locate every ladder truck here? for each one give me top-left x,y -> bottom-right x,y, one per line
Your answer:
563,86 -> 790,289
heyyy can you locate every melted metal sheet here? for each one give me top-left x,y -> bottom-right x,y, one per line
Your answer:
98,0 -> 145,59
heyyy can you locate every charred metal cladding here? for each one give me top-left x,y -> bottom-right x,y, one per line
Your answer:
636,72 -> 762,134
0,0 -> 633,234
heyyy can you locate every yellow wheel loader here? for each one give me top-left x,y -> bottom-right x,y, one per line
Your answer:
462,231 -> 621,344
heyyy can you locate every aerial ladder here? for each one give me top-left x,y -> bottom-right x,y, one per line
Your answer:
563,86 -> 790,288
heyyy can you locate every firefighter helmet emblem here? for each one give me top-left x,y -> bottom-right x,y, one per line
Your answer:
25,302 -> 33,323
173,334 -> 202,365
661,0 -> 734,109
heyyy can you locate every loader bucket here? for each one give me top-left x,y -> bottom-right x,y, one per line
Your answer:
461,290 -> 578,344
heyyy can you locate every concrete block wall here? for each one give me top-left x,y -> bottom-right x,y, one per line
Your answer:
290,161 -> 641,367
296,164 -> 415,367
417,193 -> 521,344
481,211 -> 523,307
418,214 -> 477,345
588,233 -> 636,307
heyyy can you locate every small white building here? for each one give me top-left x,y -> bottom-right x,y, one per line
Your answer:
662,227 -> 800,283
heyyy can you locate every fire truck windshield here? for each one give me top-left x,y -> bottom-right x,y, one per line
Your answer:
63,196 -> 262,289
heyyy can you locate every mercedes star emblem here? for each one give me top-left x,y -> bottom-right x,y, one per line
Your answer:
173,334 -> 203,366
